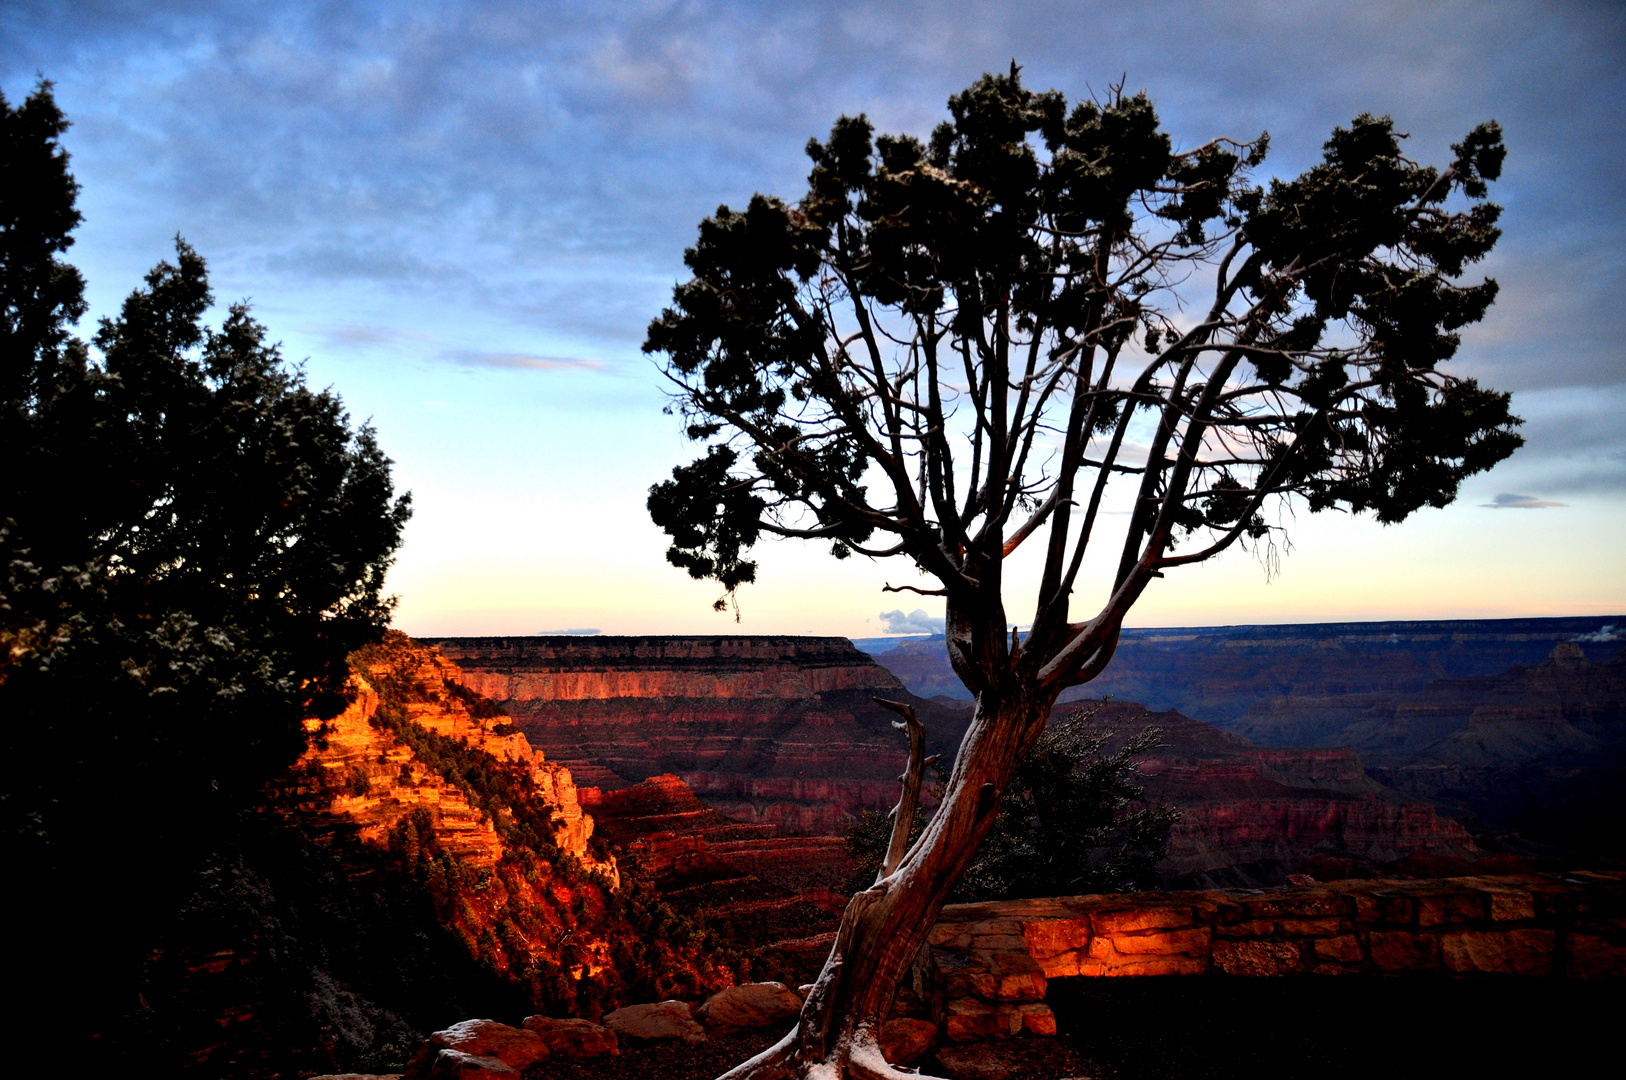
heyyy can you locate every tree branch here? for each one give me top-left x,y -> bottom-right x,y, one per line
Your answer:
873,698 -> 939,881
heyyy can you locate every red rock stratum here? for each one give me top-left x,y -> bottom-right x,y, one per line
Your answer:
429,636 -> 971,833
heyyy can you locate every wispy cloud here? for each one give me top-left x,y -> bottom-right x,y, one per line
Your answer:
443,350 -> 606,372
1481,493 -> 1567,509
323,324 -> 407,347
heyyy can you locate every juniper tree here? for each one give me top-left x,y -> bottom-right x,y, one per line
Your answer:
645,66 -> 1519,1079
1,82 -> 410,1051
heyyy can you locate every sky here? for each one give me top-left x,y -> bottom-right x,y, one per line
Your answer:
5,1 -> 1623,637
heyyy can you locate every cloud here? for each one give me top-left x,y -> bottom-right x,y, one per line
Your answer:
1481,493 -> 1568,509
322,324 -> 407,346
14,0 -> 1623,372
6,0 -> 1624,497
536,627 -> 600,635
879,608 -> 941,634
443,350 -> 605,372
1573,624 -> 1620,642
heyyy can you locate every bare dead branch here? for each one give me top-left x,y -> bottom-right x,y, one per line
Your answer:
872,698 -> 933,881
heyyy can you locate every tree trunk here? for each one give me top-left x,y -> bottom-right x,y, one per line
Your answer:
719,681 -> 1053,1080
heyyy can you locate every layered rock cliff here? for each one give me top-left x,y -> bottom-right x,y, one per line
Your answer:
1067,702 -> 1476,887
430,636 -> 971,833
867,626 -> 1620,870
865,617 -> 1625,718
124,634 -> 751,1079
282,634 -> 748,1009
444,635 -> 902,700
1350,644 -> 1626,851
301,639 -> 614,879
581,774 -> 853,983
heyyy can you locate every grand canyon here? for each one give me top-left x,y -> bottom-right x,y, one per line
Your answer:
363,618 -> 1626,1078
58,618 -> 1626,1080
432,628 -> 1558,888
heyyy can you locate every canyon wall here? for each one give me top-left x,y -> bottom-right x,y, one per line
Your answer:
302,643 -> 614,879
441,635 -> 901,701
867,617 -> 1625,717
580,774 -> 852,983
872,625 -> 1625,865
1237,642 -> 1626,853
294,634 -> 750,1005
1073,702 -> 1475,886
430,635 -> 972,833
288,635 -> 638,997
138,635 -> 748,1078
434,634 -> 1476,878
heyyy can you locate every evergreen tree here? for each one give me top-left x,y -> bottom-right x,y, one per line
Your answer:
645,67 -> 1520,1077
0,82 -> 410,1053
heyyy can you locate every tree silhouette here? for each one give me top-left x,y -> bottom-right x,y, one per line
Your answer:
645,67 -> 1520,1078
1,82 -> 410,1054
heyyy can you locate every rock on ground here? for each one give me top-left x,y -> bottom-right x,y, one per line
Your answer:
404,1020 -> 548,1078
522,1015 -> 620,1058
603,1000 -> 708,1045
695,982 -> 804,1034
880,1018 -> 938,1066
425,1050 -> 518,1078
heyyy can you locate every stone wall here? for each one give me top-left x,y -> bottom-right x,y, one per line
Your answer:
927,872 -> 1626,1042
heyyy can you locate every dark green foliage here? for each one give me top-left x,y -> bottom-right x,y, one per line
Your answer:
956,706 -> 1177,900
841,807 -> 926,895
0,80 -> 86,409
643,66 -> 1520,667
839,705 -> 1172,900
0,82 -> 408,1056
122,808 -> 535,1080
1240,115 -> 1520,523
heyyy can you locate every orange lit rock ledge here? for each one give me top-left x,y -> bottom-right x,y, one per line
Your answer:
300,643 -> 618,884
929,872 -> 1626,1042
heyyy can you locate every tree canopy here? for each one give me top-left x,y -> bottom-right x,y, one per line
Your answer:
1,82 -> 410,1043
648,66 -> 1519,698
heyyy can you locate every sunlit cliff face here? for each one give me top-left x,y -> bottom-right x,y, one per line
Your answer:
302,641 -> 617,881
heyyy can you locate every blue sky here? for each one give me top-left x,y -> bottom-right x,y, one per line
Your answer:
6,1 -> 1623,634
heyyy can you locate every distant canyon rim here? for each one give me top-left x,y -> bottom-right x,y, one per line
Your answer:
429,616 -> 1626,884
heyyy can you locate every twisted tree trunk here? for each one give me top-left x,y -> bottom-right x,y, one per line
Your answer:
719,681 -> 1056,1080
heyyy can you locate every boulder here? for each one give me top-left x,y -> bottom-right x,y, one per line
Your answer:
425,1051 -> 518,1079
602,1000 -> 707,1045
404,1020 -> 547,1078
879,1018 -> 937,1066
695,982 -> 804,1034
522,1015 -> 619,1058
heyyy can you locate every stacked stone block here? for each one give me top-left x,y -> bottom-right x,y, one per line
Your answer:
928,872 -> 1626,1042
